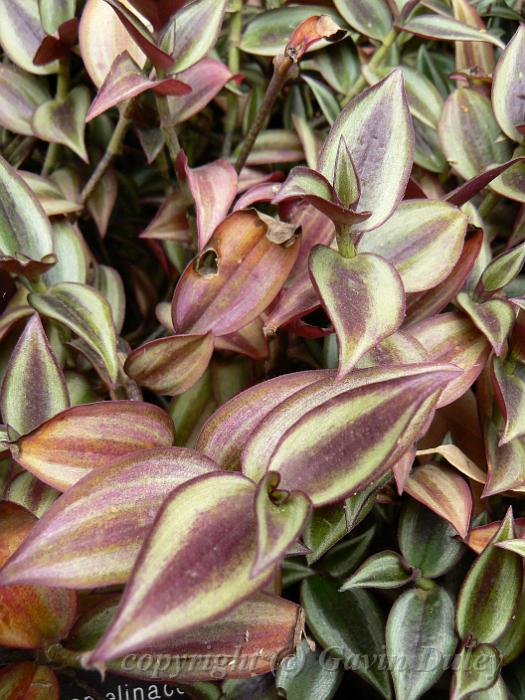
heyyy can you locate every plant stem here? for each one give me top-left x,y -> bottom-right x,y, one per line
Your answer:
42,59 -> 70,175
222,3 -> 243,157
343,27 -> 398,105
235,54 -> 297,173
336,224 -> 356,258
156,92 -> 181,168
80,101 -> 133,204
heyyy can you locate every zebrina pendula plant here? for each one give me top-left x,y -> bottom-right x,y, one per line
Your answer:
1,0 -> 525,698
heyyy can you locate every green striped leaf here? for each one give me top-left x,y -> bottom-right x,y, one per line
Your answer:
242,364 -> 457,487
439,89 -> 525,203
358,200 -> 468,293
457,293 -> 515,357
0,155 -> 55,277
276,640 -> 343,700
408,311 -> 492,406
480,242 -> 525,294
301,576 -> 392,699
29,282 -> 119,383
239,6 -> 345,57
402,14 -> 504,47
93,265 -> 126,334
87,472 -> 277,663
32,87 -> 90,162
253,472 -> 312,576
451,643 -> 502,700
71,593 -> 303,683
196,369 -> 327,470
171,0 -> 228,72
11,401 -> 175,490
0,315 -> 69,436
0,66 -> 51,136
319,70 -> 414,232
456,509 -> 522,644
333,0 -> 392,40
405,463 -> 472,538
340,551 -> 414,591
398,499 -> 465,579
4,471 -> 59,518
310,248 -> 405,376
483,418 -> 525,496
42,221 -> 88,287
386,586 -> 456,700
262,367 -> 456,506
125,333 -> 214,396
0,0 -> 56,75
0,448 -> 217,589
492,357 -> 525,445
493,25 -> 525,143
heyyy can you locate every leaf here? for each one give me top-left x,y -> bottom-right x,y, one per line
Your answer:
439,89 -> 525,203
126,0 -> 185,33
86,472 -> 277,663
39,0 -> 76,35
32,87 -> 91,162
301,576 -> 392,699
92,265 -> 125,335
42,221 -> 88,286
319,70 -> 414,232
451,643 -> 502,700
0,155 -> 55,277
492,357 -> 525,445
11,400 -> 175,490
172,210 -> 300,337
406,226 -> 484,325
260,366 -> 457,506
452,0 -> 496,76
196,369 -> 327,470
242,363 -> 456,486
20,172 -> 82,217
481,242 -> 525,294
0,0 -> 56,75
0,502 -> 76,650
457,509 -> 522,644
310,248 -> 405,376
71,592 -> 303,683
176,152 -> 238,250
402,14 -> 504,47
79,0 -> 147,87
87,51 -> 190,121
492,25 -> 525,143
286,15 -> 345,62
386,586 -> 456,700
302,74 -> 340,126
0,66 -> 51,136
340,551 -> 414,590
4,471 -> 59,518
444,158 -> 525,207
29,282 -> 119,384
333,0 -> 392,40
102,0 -> 175,72
358,200 -> 468,293
0,663 -> 59,700
86,168 -> 118,239
239,5 -> 345,57
416,444 -> 487,484
398,498 -> 465,578
483,419 -> 525,496
167,57 -> 234,125
0,315 -> 69,436
234,129 -> 304,166
457,293 -> 515,356
253,472 -> 312,577
0,448 -> 217,589
171,0 -> 228,72
276,640 -> 343,700
405,463 -> 472,538
124,333 -> 214,396
407,311 -> 492,406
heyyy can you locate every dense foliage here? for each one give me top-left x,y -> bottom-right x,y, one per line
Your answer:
1,0 -> 525,698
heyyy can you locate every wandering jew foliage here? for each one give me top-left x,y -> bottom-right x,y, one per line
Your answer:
1,0 -> 525,698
